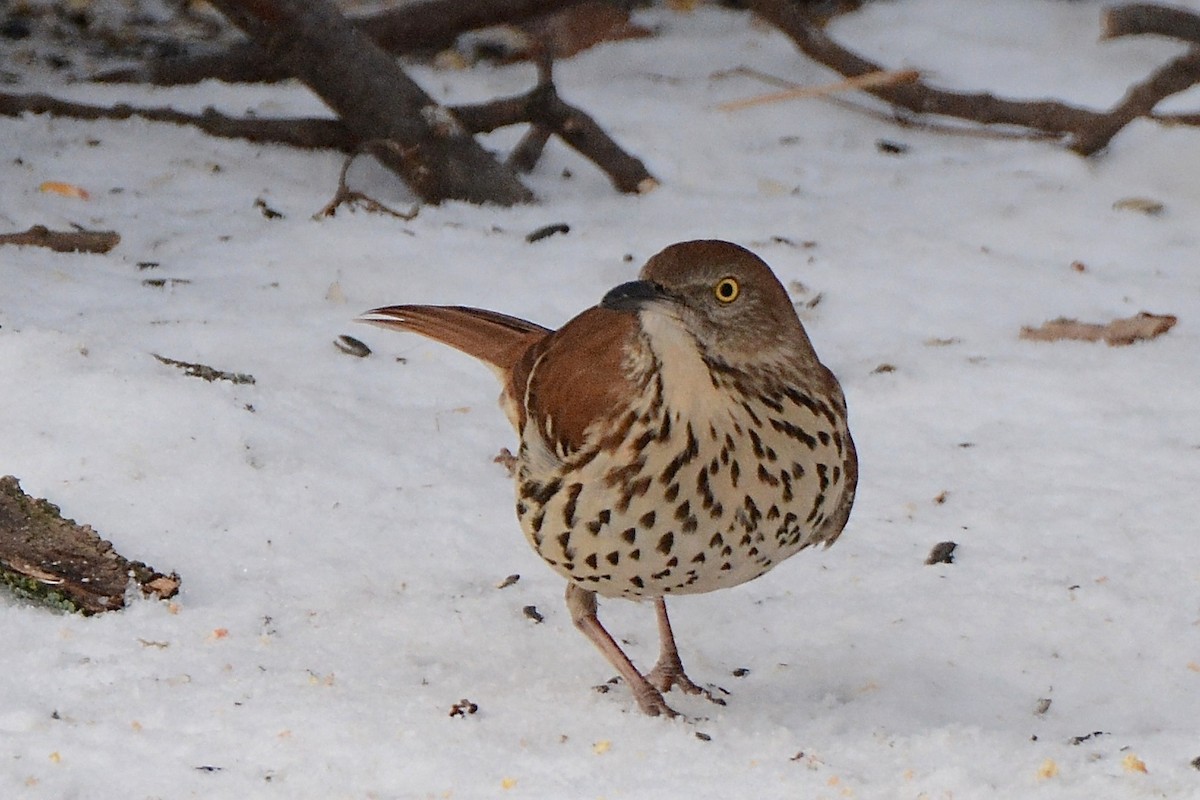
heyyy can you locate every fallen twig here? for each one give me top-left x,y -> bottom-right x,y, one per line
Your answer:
152,354 -> 257,384
0,224 -> 119,254
745,0 -> 1200,155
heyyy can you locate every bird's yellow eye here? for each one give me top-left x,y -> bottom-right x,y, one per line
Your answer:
714,277 -> 740,303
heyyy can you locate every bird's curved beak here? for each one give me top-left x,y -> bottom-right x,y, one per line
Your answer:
600,280 -> 673,313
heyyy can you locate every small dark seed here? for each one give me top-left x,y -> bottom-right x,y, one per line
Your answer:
522,605 -> 544,623
334,334 -> 371,357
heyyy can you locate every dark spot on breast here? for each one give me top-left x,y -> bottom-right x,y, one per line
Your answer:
709,501 -> 723,519
818,430 -> 831,446
557,531 -> 575,559
516,501 -> 528,516
621,527 -> 637,544
659,424 -> 700,486
709,532 -> 724,548
816,463 -> 830,491
606,551 -> 620,566
767,504 -> 780,520
691,552 -> 706,563
657,531 -> 675,555
524,478 -> 562,506
740,401 -> 763,427
681,515 -> 698,533
630,576 -> 645,588
562,483 -> 583,528
618,475 -> 653,512
531,511 -> 546,534
791,462 -> 805,479
757,463 -> 780,487
730,461 -> 741,487
664,482 -> 680,502
720,562 -> 732,571
748,429 -> 765,459
769,418 -> 817,449
585,553 -> 598,569
657,411 -> 672,442
629,548 -> 641,561
674,500 -> 691,521
640,510 -> 656,528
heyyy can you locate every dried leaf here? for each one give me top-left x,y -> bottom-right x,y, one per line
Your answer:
39,181 -> 90,200
1020,312 -> 1176,346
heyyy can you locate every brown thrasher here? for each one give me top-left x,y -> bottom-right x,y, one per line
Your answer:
362,240 -> 857,717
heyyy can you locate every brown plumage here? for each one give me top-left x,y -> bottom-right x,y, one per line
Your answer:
362,240 -> 857,717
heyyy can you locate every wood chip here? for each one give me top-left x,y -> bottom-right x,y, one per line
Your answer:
925,541 -> 957,565
1020,312 -> 1177,346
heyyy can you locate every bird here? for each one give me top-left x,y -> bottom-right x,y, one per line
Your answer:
361,240 -> 857,717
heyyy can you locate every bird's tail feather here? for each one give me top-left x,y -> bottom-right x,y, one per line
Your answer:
360,305 -> 548,375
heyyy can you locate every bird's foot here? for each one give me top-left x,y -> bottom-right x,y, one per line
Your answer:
647,657 -> 728,706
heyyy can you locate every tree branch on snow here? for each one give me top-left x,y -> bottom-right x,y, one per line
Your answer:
743,0 -> 1200,155
93,0 -> 592,86
1,60 -> 655,197
1102,3 -> 1200,45
0,225 -> 120,254
202,0 -> 535,206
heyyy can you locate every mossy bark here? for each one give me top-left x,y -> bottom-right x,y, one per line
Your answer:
0,476 -> 179,615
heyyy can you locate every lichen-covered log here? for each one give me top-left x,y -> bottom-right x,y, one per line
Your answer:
0,476 -> 179,614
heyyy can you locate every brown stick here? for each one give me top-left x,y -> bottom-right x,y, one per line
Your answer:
1102,3 -> 1200,44
203,0 -> 534,206
745,0 -> 1200,155
1070,47 -> 1200,155
0,225 -> 120,254
94,0 -> 591,85
0,91 -> 358,151
1,77 -> 656,194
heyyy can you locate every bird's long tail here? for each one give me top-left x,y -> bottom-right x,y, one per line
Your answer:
359,305 -> 548,378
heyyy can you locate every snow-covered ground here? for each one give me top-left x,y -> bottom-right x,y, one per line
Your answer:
2,1 -> 1199,797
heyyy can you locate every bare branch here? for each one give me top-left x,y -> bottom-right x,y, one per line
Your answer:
203,0 -> 534,206
0,225 -> 120,254
94,0 -> 593,85
1103,3 -> 1200,44
745,0 -> 1200,155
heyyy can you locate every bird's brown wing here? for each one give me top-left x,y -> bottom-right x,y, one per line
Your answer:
516,307 -> 644,457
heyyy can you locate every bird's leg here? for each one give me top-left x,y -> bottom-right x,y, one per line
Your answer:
646,597 -> 726,705
565,583 -> 678,717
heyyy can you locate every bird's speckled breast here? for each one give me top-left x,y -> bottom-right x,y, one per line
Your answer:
514,320 -> 853,600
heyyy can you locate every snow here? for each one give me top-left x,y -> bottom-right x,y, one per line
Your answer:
2,1 -> 1200,797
